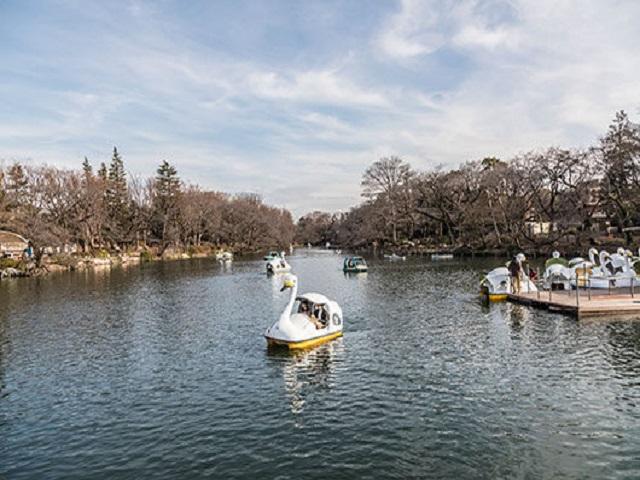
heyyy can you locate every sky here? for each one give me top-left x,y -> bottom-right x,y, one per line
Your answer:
1,0 -> 640,217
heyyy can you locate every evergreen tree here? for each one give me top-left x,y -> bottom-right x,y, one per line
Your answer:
81,157 -> 93,190
97,162 -> 107,181
82,156 -> 92,177
107,147 -> 127,205
152,160 -> 181,250
155,161 -> 180,210
6,163 -> 29,209
0,169 -> 5,209
105,147 -> 131,245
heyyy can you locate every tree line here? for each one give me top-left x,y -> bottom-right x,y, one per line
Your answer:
0,148 -> 294,263
296,111 -> 640,253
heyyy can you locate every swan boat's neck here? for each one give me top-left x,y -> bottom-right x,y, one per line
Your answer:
283,280 -> 298,320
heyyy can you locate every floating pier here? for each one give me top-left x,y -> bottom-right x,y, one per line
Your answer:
508,288 -> 640,319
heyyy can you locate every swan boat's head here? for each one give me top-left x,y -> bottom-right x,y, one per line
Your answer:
280,274 -> 297,291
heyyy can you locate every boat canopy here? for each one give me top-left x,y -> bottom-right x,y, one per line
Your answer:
487,267 -> 509,278
568,257 -> 585,267
344,256 -> 366,265
297,293 -> 330,305
545,257 -> 569,268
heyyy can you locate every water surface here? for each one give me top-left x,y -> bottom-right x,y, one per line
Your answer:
1,252 -> 639,479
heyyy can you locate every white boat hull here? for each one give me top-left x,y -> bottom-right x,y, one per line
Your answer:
571,275 -> 640,289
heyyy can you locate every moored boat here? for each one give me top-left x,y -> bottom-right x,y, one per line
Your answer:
266,254 -> 291,274
215,251 -> 233,261
264,250 -> 282,261
480,255 -> 538,301
480,267 -> 512,301
543,251 -> 572,290
343,256 -> 367,272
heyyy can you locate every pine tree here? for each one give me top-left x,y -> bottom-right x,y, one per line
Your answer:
82,156 -> 92,177
155,161 -> 180,209
6,163 -> 29,209
153,160 -> 181,249
108,147 -> 127,205
81,157 -> 93,190
97,162 -> 107,181
105,147 -> 131,245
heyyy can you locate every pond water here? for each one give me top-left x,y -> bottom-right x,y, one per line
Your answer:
1,251 -> 639,479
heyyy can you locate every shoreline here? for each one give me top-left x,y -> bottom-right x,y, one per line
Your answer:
2,240 -> 632,281
0,248 -> 247,280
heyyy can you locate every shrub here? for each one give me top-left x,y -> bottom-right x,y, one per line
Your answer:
96,249 -> 110,259
0,258 -> 20,270
49,254 -> 79,269
140,250 -> 154,262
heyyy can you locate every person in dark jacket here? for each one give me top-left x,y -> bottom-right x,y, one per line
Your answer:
508,256 -> 522,294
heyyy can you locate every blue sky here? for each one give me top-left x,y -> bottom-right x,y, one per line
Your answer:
2,0 -> 640,217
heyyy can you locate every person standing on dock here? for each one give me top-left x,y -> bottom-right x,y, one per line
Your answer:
509,256 -> 522,294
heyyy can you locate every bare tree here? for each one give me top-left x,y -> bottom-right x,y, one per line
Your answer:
361,156 -> 414,243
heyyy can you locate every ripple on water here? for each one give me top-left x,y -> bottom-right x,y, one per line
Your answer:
1,255 -> 640,479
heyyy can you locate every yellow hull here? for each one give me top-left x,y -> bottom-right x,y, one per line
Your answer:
266,331 -> 343,350
480,292 -> 508,302
488,294 -> 508,302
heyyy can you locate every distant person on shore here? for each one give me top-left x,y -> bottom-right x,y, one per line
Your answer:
509,256 -> 522,294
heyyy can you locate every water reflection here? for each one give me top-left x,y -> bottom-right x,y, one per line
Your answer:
603,322 -> 640,377
3,254 -> 640,479
0,316 -> 8,402
218,259 -> 233,273
508,303 -> 532,331
267,340 -> 344,426
344,271 -> 367,280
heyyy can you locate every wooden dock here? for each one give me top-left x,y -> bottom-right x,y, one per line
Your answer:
508,289 -> 640,319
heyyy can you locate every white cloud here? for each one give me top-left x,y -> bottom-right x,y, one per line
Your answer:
376,0 -> 446,58
452,24 -> 519,49
246,69 -> 388,108
3,0 -> 640,215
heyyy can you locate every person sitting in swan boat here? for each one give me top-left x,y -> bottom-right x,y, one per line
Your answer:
299,300 -> 324,330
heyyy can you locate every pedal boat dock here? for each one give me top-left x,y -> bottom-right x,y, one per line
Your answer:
508,287 -> 640,319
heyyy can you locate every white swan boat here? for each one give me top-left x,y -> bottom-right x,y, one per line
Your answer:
215,251 -> 233,261
480,267 -> 512,301
266,254 -> 291,274
543,251 -> 578,290
264,250 -> 282,261
569,248 -> 640,289
480,254 -> 538,301
265,274 -> 343,349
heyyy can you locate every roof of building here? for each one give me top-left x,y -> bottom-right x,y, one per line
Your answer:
0,230 -> 29,245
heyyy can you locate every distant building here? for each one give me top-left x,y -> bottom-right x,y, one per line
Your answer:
525,221 -> 553,236
0,231 -> 29,258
